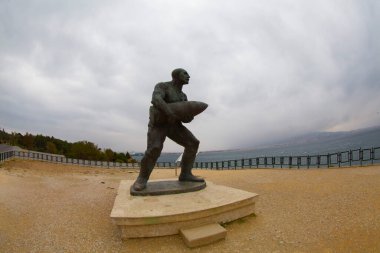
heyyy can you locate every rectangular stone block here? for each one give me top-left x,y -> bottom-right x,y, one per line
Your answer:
180,223 -> 227,248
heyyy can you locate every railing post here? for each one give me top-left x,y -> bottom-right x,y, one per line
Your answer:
280,156 -> 284,168
338,152 -> 341,167
327,153 -> 330,168
359,148 -> 363,166
371,147 -> 374,165
349,150 -> 352,166
289,157 -> 292,168
256,158 -> 259,168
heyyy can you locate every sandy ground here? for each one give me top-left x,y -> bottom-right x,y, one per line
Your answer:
0,160 -> 379,253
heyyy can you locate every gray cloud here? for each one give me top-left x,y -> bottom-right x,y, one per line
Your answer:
1,0 -> 379,152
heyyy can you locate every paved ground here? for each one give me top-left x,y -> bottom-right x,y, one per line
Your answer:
0,145 -> 24,155
0,160 -> 379,253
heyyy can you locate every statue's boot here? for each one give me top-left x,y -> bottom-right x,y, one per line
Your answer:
132,157 -> 155,191
178,144 -> 204,182
179,172 -> 205,182
132,177 -> 148,191
178,152 -> 204,182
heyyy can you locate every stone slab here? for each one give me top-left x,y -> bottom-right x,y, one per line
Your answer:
130,180 -> 206,196
110,179 -> 258,239
180,223 -> 227,248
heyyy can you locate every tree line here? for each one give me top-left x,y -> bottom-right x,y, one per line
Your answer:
0,129 -> 137,163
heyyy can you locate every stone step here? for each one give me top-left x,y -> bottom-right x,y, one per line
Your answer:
180,223 -> 227,248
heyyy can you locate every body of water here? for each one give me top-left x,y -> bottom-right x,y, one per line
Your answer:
132,126 -> 380,163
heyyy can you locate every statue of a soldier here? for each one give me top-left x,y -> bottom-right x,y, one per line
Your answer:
132,68 -> 205,191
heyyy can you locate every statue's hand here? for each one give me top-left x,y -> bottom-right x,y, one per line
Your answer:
182,115 -> 194,123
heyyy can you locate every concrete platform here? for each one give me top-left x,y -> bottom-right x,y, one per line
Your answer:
110,179 -> 258,239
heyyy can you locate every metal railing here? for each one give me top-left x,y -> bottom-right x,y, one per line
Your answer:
1,147 -> 379,170
189,147 -> 380,170
0,150 -> 14,163
9,150 -> 141,168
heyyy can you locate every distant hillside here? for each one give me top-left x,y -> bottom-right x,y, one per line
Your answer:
229,125 -> 380,159
267,125 -> 380,151
0,129 -> 136,163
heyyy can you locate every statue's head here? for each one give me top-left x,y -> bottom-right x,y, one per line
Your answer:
172,68 -> 190,85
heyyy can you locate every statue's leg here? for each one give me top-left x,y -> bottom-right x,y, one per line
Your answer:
133,126 -> 167,191
167,124 -> 204,182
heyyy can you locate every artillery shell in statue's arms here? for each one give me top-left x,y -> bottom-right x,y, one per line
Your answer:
168,101 -> 208,120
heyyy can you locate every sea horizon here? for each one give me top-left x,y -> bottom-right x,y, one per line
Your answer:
132,126 -> 380,163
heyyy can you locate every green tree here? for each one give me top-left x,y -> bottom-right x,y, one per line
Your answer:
46,141 -> 58,154
104,148 -> 115,162
21,133 -> 34,149
0,129 -> 136,162
68,141 -> 102,160
34,134 -> 47,152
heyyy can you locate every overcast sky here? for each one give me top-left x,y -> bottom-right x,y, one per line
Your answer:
1,0 -> 380,152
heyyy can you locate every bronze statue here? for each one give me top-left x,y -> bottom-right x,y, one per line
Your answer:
132,68 -> 207,191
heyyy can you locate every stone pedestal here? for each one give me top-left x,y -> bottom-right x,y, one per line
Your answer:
130,180 -> 206,196
110,179 -> 258,240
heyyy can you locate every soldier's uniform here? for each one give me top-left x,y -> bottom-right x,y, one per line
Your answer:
137,81 -> 200,182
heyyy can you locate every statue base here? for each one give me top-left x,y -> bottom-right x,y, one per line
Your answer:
110,179 -> 259,243
130,180 -> 206,196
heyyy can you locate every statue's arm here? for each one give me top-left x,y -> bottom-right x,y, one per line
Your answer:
151,83 -> 171,115
151,83 -> 178,123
